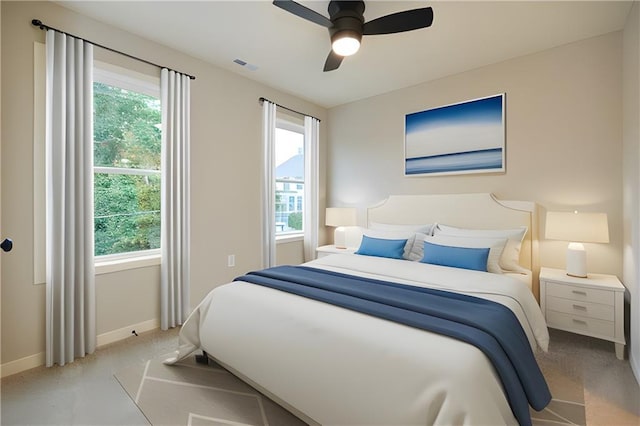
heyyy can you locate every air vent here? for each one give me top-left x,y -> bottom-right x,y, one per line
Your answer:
233,58 -> 258,71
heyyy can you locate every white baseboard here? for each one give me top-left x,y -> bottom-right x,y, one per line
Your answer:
0,318 -> 160,378
0,352 -> 45,378
96,318 -> 159,347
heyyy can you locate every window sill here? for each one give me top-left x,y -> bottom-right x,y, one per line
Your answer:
95,253 -> 161,275
276,234 -> 304,244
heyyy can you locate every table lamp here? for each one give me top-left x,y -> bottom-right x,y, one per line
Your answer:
325,207 -> 357,249
545,211 -> 609,278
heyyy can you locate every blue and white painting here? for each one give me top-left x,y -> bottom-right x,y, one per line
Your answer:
405,94 -> 505,176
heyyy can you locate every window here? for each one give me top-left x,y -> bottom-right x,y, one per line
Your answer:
93,64 -> 161,257
33,53 -> 162,282
274,122 -> 304,235
262,101 -> 318,266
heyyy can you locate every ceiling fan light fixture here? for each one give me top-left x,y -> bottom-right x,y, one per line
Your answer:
331,30 -> 362,56
273,0 -> 434,71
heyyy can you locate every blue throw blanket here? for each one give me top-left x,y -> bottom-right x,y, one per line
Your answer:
234,265 -> 551,426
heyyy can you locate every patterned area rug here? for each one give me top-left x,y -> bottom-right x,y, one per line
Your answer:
115,354 -> 306,426
531,348 -> 586,426
116,352 -> 585,426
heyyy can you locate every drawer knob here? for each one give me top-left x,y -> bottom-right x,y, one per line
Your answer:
572,290 -> 588,296
572,319 -> 588,325
572,304 -> 587,311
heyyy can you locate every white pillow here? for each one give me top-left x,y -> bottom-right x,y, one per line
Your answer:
369,222 -> 434,235
407,233 -> 430,262
434,224 -> 527,272
421,234 -> 508,274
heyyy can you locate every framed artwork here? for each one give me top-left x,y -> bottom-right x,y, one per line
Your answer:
404,94 -> 505,176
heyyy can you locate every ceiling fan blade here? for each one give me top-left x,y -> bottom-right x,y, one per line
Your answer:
323,50 -> 344,72
273,0 -> 332,28
362,7 -> 433,35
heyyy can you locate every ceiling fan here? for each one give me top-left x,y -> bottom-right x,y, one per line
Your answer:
273,0 -> 434,72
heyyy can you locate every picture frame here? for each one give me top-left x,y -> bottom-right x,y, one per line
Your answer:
404,93 -> 506,177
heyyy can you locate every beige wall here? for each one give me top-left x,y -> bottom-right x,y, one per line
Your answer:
0,1 -> 327,366
327,32 -> 623,280
623,1 -> 640,381
276,239 -> 305,266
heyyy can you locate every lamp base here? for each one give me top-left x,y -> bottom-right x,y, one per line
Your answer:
566,242 -> 587,278
334,227 -> 347,249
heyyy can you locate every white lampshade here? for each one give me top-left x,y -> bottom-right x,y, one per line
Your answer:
545,211 -> 609,277
545,211 -> 609,243
326,207 -> 357,249
325,207 -> 357,227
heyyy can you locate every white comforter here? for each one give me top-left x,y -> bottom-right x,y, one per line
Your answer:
167,255 -> 549,426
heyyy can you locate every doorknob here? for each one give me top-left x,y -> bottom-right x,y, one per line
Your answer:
1,238 -> 13,252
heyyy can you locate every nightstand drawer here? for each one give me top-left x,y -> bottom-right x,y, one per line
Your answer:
546,296 -> 614,321
545,282 -> 614,305
546,311 -> 615,339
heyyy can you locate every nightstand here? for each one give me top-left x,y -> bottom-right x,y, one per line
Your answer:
539,267 -> 626,360
316,245 -> 356,258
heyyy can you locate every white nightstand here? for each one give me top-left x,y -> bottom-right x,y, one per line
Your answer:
316,245 -> 356,258
539,267 -> 626,360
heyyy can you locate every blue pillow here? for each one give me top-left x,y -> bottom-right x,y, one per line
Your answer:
420,241 -> 490,272
355,235 -> 408,259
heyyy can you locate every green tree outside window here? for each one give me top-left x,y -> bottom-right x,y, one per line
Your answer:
93,82 -> 161,256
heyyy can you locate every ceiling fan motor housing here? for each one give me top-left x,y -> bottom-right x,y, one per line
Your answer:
328,0 -> 365,43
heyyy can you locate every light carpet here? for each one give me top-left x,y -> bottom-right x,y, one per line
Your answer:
116,350 -> 585,426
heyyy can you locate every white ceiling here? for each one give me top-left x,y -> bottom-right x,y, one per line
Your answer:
57,1 -> 633,108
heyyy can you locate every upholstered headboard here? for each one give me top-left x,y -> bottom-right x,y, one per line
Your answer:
364,193 -> 540,299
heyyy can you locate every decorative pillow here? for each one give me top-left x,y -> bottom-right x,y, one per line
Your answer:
434,224 -> 527,272
357,229 -> 418,259
420,241 -> 490,272
422,235 -> 507,273
355,235 -> 408,260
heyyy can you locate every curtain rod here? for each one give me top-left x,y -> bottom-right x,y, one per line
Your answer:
259,97 -> 321,122
32,19 -> 196,80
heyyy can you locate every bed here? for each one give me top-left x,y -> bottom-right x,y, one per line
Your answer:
166,193 -> 551,426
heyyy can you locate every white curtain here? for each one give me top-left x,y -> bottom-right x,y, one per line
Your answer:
261,100 -> 277,268
44,30 -> 96,367
303,116 -> 320,261
160,69 -> 191,330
